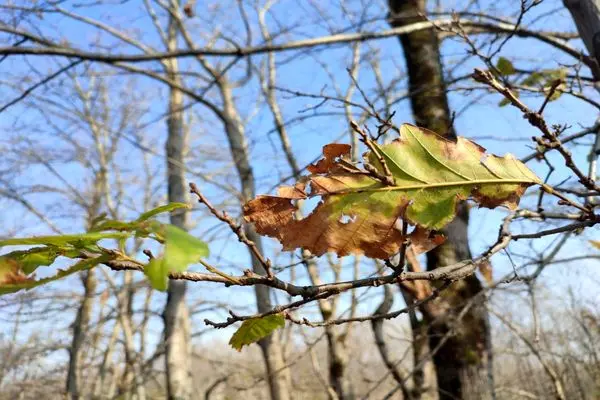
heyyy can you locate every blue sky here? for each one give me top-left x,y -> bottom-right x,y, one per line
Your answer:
0,0 -> 598,361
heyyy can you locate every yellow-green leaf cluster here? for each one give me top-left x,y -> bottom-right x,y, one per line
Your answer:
0,203 -> 208,295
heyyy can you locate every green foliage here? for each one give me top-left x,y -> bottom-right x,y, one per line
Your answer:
492,57 -> 568,107
0,232 -> 129,247
0,247 -> 64,275
0,203 -> 208,295
144,224 -> 209,291
136,202 -> 189,222
229,314 -> 286,351
499,67 -> 567,107
496,57 -> 516,76
0,255 -> 110,295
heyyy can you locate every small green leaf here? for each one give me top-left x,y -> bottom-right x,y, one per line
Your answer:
0,255 -> 108,295
0,247 -> 61,275
163,225 -> 209,270
143,225 -> 209,290
89,220 -> 137,232
540,69 -> 566,102
496,57 -> 516,76
521,71 -> 544,87
144,258 -> 169,291
544,68 -> 567,82
136,203 -> 190,222
0,232 -> 129,247
546,86 -> 563,102
229,314 -> 286,351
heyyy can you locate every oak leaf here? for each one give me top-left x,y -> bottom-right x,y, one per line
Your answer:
244,124 -> 539,259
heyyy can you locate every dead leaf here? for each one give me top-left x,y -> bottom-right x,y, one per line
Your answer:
307,143 -> 353,174
478,260 -> 493,284
0,258 -> 33,286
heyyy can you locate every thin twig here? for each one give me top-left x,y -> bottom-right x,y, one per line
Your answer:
189,182 -> 274,278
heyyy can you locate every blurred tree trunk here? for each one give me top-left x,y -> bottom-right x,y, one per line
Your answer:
66,270 -> 96,400
162,2 -> 192,399
67,144 -> 107,399
218,78 -> 292,400
257,10 -> 350,395
563,0 -> 600,72
563,0 -> 600,198
387,1 -> 492,398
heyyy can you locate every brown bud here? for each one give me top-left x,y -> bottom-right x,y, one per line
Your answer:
183,3 -> 194,18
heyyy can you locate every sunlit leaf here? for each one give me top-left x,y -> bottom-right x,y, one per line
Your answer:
590,240 -> 600,250
0,255 -> 109,295
229,314 -> 286,351
244,124 -> 540,259
143,225 -> 209,290
520,68 -> 567,102
521,71 -> 544,87
144,258 -> 169,291
89,220 -> 138,232
0,232 -> 129,247
89,203 -> 189,241
0,247 -> 62,275
164,225 -> 209,269
136,203 -> 190,222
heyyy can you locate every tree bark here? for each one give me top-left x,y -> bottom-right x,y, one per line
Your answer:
371,286 -> 413,400
257,10 -> 350,395
563,0 -> 600,64
304,260 -> 353,399
563,0 -> 600,205
162,3 -> 192,398
66,270 -> 96,400
387,1 -> 492,398
67,150 -> 106,400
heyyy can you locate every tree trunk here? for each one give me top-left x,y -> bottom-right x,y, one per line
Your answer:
563,0 -> 600,68
67,165 -> 105,400
387,1 -> 492,398
257,13 -> 350,393
219,79 -> 292,400
304,260 -> 353,399
372,286 -> 413,400
66,270 -> 96,400
563,0 -> 600,206
162,4 -> 192,398
399,287 -> 439,400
